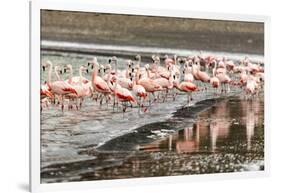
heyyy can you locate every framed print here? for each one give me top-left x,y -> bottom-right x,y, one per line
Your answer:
30,0 -> 270,192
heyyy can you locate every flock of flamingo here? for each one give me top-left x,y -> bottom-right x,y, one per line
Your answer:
40,54 -> 264,112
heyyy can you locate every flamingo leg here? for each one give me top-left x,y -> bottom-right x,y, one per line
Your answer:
61,95 -> 64,112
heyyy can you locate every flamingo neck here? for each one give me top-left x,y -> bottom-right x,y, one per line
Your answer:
54,68 -> 61,81
136,68 -> 140,84
179,64 -> 184,82
146,69 -> 151,79
125,68 -> 129,78
78,68 -> 84,84
137,57 -> 141,67
69,66 -> 73,79
106,69 -> 112,83
92,67 -> 97,82
48,63 -> 53,83
174,56 -> 177,65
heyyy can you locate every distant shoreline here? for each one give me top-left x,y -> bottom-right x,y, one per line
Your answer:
41,40 -> 264,63
41,10 -> 264,55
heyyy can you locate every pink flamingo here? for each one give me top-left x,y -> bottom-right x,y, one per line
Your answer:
245,75 -> 257,98
111,76 -> 136,112
174,66 -> 197,105
216,70 -> 231,93
183,60 -> 194,83
132,74 -> 147,109
164,54 -> 175,67
154,67 -> 174,102
64,64 -> 90,85
239,69 -> 248,86
192,59 -> 210,91
174,79 -> 197,105
91,58 -> 111,106
150,55 -> 171,79
209,61 -> 220,93
64,66 -> 91,109
40,83 -> 53,111
43,61 -> 77,111
137,64 -> 162,104
41,84 -> 53,99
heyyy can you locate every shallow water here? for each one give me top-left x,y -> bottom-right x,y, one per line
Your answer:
41,96 -> 264,183
41,51 -> 264,183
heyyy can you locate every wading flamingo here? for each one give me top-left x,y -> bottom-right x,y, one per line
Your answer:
42,61 -> 77,111
91,58 -> 111,106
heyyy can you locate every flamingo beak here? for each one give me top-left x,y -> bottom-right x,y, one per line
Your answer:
60,70 -> 63,74
64,68 -> 67,73
91,65 -> 94,69
42,66 -> 45,71
86,69 -> 89,74
88,62 -> 90,67
132,68 -> 134,72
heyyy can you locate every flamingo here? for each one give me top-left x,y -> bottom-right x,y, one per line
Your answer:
136,64 -> 162,105
109,56 -> 137,112
209,61 -> 220,94
245,77 -> 257,99
164,54 -> 175,67
64,64 -> 90,85
42,61 -> 78,111
174,78 -> 197,105
150,55 -> 171,79
154,65 -> 175,102
40,83 -> 53,111
91,58 -> 111,106
132,74 -> 147,109
41,84 -> 53,99
183,60 -> 194,83
194,58 -> 210,90
216,68 -> 231,93
174,63 -> 197,105
64,66 -> 92,109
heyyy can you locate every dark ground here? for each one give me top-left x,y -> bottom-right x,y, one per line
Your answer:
41,10 -> 264,55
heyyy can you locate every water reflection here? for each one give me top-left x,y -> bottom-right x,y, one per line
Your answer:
140,97 -> 263,154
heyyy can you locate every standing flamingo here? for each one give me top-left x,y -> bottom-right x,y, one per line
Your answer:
174,63 -> 197,105
108,56 -> 137,112
210,61 -> 220,94
64,66 -> 92,109
137,64 -> 162,105
91,58 -> 111,106
194,58 -> 210,91
132,74 -> 147,109
42,61 -> 77,111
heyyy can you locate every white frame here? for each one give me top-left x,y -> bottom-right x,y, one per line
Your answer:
29,0 -> 271,192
